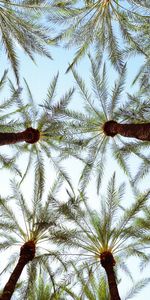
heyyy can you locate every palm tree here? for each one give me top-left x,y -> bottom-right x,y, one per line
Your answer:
0,174 -> 67,300
60,55 -> 150,191
0,72 -> 74,185
49,0 -> 149,71
50,173 -> 150,300
0,0 -> 53,83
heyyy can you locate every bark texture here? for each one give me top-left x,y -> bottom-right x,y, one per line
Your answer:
0,241 -> 35,300
0,127 -> 40,146
100,251 -> 121,300
103,120 -> 150,141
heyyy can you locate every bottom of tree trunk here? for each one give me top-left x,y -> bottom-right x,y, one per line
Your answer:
100,251 -> 116,268
24,128 -> 40,144
0,241 -> 36,300
103,121 -> 118,137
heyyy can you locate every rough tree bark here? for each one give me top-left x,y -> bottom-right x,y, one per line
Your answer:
0,241 -> 35,300
100,251 -> 121,300
0,128 -> 40,146
103,120 -> 150,141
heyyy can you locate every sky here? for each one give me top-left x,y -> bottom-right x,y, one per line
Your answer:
0,9 -> 150,299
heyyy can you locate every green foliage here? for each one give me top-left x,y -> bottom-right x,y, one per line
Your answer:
0,0 -> 54,83
0,70 -> 27,174
25,270 -> 67,300
49,173 -> 150,288
48,0 -> 149,70
3,74 -> 75,187
0,173 -> 68,295
63,265 -> 150,300
59,55 -> 150,192
0,1 -> 149,298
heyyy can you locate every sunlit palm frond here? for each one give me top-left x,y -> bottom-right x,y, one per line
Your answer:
0,0 -> 53,82
123,278 -> 150,300
49,0 -> 149,70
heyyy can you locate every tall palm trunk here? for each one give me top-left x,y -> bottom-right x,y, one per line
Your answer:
103,120 -> 150,141
100,251 -> 121,300
0,128 -> 40,146
0,241 -> 35,300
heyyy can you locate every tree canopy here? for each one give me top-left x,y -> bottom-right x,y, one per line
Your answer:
0,0 -> 149,299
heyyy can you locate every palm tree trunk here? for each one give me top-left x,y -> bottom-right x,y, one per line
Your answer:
0,127 -> 40,146
0,241 -> 35,300
103,264 -> 121,300
103,120 -> 150,141
0,256 -> 28,300
100,251 -> 121,300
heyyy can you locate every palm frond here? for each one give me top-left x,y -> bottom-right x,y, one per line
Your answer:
124,278 -> 150,300
108,63 -> 126,119
0,1 -> 53,81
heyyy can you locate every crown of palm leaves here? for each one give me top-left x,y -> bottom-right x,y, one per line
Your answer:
1,73 -> 75,187
49,173 -> 150,298
0,173 -> 68,298
60,55 -> 150,192
48,0 -> 149,71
